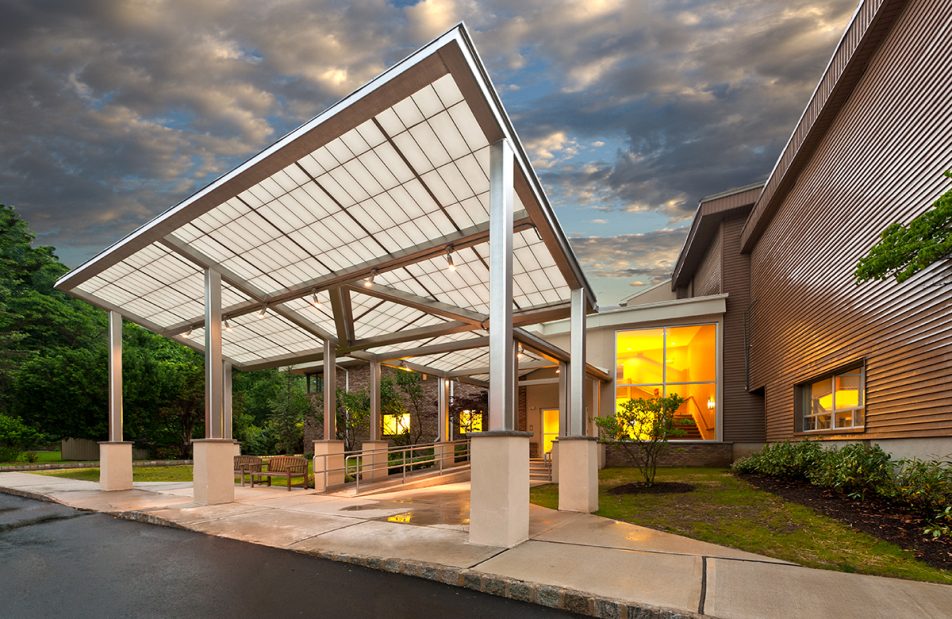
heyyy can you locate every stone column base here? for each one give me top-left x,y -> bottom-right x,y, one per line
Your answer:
557,436 -> 598,513
193,439 -> 237,505
98,441 -> 133,491
469,431 -> 531,548
361,440 -> 389,481
435,441 -> 457,470
233,443 -> 242,457
313,440 -> 345,491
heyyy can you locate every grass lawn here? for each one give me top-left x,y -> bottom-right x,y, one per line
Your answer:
0,450 -> 65,467
530,467 -> 952,585
38,458 -> 314,488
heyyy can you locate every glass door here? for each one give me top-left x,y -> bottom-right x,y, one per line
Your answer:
542,409 -> 559,454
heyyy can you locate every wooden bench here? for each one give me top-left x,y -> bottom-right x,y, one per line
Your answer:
251,456 -> 309,491
234,455 -> 263,486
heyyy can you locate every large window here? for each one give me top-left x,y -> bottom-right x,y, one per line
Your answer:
615,324 -> 718,440
800,367 -> 865,431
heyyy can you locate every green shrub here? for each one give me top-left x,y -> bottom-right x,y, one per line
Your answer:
807,443 -> 893,499
0,414 -> 44,462
893,458 -> 952,518
732,441 -> 825,479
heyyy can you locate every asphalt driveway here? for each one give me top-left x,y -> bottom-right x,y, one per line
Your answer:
0,492 -> 572,618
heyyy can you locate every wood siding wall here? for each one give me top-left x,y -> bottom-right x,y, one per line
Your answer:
692,231 -> 722,297
720,218 -> 765,442
749,0 -> 952,441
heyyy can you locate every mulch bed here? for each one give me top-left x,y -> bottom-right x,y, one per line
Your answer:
740,474 -> 952,571
607,481 -> 695,495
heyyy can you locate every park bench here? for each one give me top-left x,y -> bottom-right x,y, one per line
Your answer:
233,455 -> 263,486
251,456 -> 310,491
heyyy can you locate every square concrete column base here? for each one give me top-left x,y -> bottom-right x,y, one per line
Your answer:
435,441 -> 457,470
233,443 -> 242,457
313,440 -> 345,491
98,441 -> 133,491
557,436 -> 598,513
193,439 -> 237,505
361,440 -> 389,481
469,431 -> 531,548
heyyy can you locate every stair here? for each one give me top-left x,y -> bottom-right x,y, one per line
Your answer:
530,457 -> 552,483
674,415 -> 702,440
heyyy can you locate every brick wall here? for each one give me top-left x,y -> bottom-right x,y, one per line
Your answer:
603,442 -> 733,467
303,364 -> 487,450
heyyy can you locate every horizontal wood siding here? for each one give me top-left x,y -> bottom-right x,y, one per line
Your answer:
749,0 -> 952,441
692,231 -> 722,297
720,218 -> 765,442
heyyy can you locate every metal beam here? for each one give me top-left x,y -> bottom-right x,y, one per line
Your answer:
514,327 -> 611,382
161,214 -> 533,336
569,287 -> 586,437
488,138 -> 515,432
204,269 -> 225,439
449,359 -> 552,378
384,358 -> 449,378
346,321 -> 475,353
238,348 -> 326,372
558,361 -> 568,438
376,335 -> 489,361
329,286 -> 355,344
323,339 -> 336,440
108,311 -> 123,442
350,282 -> 486,326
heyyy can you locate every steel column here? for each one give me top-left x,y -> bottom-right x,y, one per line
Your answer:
108,311 -> 123,442
323,340 -> 337,440
223,360 -> 233,440
437,377 -> 450,442
488,138 -> 515,431
204,269 -> 224,439
569,287 -> 587,437
558,361 -> 568,438
369,360 -> 381,441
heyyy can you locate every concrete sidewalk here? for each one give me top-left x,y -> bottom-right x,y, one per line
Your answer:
1,472 -> 950,618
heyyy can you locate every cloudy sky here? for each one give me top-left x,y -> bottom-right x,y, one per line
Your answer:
1,0 -> 856,304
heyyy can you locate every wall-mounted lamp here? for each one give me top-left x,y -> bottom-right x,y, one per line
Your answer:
707,396 -> 716,410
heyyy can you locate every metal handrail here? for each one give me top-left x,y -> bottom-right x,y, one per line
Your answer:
313,438 -> 471,494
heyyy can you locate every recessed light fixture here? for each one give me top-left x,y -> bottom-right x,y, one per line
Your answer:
364,270 -> 376,288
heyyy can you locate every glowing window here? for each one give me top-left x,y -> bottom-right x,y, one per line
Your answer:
800,367 -> 865,431
458,409 -> 483,434
615,324 -> 717,441
383,413 -> 410,436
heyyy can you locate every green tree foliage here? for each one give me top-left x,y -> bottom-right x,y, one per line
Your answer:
595,394 -> 685,486
855,172 -> 952,284
270,370 -> 310,455
0,413 -> 45,462
392,371 -> 432,445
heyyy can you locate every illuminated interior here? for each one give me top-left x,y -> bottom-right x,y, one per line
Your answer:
615,324 -> 717,440
803,369 -> 864,431
542,408 -> 559,454
382,413 -> 410,436
458,409 -> 483,434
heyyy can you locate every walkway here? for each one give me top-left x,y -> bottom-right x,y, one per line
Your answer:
1,472 -> 950,618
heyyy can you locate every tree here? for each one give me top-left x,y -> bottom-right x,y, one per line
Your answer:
270,370 -> 310,455
595,394 -> 685,486
392,371 -> 432,445
855,171 -> 952,284
449,388 -> 488,438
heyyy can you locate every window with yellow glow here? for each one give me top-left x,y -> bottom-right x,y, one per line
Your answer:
382,413 -> 410,436
458,410 -> 483,434
801,368 -> 864,431
615,324 -> 717,440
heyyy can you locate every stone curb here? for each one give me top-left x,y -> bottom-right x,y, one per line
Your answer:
111,508 -> 700,619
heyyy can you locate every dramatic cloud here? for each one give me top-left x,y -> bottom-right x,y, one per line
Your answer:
0,0 -> 856,302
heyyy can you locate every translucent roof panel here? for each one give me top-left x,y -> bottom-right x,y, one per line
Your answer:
166,74 -> 491,299
56,25 -> 593,369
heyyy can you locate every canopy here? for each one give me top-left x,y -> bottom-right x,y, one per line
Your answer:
55,24 -> 597,379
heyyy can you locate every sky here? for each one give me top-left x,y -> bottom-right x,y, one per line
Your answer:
0,0 -> 857,305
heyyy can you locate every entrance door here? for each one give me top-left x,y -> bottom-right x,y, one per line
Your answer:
542,409 -> 559,454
